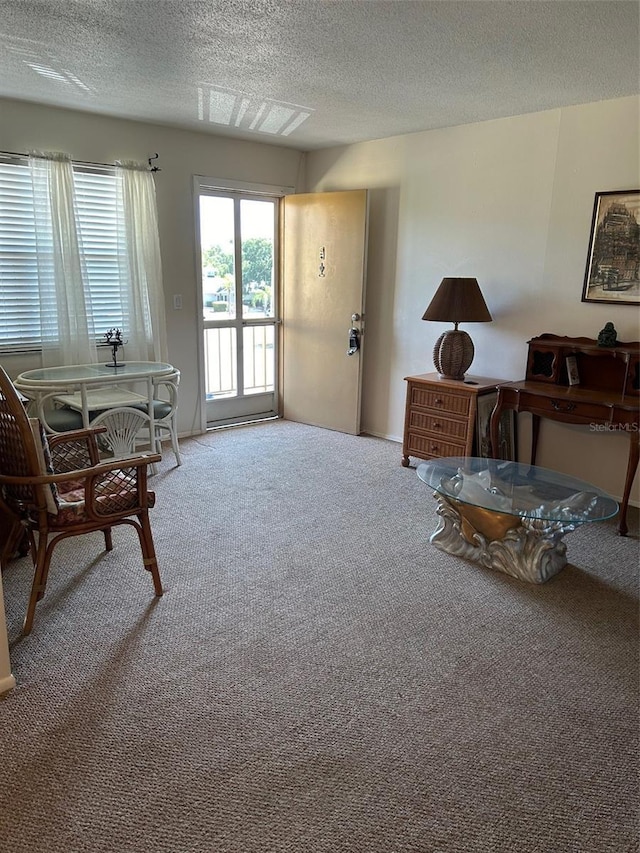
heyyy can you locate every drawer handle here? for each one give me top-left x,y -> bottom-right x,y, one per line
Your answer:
433,422 -> 442,429
434,398 -> 443,406
431,444 -> 439,452
551,400 -> 576,413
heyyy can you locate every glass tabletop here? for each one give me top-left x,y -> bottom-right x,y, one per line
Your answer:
417,457 -> 619,524
17,362 -> 174,384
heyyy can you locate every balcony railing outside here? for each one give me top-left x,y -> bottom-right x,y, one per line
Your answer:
204,326 -> 236,398
243,325 -> 274,394
204,325 -> 274,399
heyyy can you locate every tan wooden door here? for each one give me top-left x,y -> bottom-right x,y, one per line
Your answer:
281,190 -> 368,434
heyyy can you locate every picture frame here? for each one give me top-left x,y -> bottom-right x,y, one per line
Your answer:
581,189 -> 640,305
475,392 -> 515,461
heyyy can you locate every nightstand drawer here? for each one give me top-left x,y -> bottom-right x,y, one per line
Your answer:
409,410 -> 468,440
407,434 -> 467,459
410,386 -> 471,416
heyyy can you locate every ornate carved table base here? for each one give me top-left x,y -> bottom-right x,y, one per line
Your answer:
430,493 -> 576,584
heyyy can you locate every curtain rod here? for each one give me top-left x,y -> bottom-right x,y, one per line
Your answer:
0,150 -> 160,171
0,149 -> 115,169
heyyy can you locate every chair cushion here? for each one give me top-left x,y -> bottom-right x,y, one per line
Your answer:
43,407 -> 84,432
52,473 -> 155,526
130,400 -> 172,419
29,418 -> 58,514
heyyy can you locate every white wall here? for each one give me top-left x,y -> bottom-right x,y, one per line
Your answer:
0,97 -> 305,435
0,94 -> 638,687
304,96 -> 640,504
0,95 -> 638,503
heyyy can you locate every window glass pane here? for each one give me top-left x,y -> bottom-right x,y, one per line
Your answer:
240,199 -> 275,319
200,195 -> 236,321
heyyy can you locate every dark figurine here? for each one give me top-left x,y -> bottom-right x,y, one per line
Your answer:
104,327 -> 127,367
597,322 -> 617,348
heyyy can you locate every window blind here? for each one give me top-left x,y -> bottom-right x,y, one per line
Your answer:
0,159 -> 126,351
0,161 -> 40,348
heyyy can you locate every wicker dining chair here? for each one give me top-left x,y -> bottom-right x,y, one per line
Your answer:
129,370 -> 182,467
0,365 -> 163,635
150,370 -> 182,466
89,406 -> 153,459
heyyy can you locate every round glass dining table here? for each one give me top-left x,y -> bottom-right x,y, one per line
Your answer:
14,361 -> 176,445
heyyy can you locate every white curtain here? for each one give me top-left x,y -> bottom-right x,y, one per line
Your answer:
29,151 -> 98,366
115,161 -> 168,363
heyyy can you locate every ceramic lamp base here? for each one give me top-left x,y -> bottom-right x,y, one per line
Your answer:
433,329 -> 474,380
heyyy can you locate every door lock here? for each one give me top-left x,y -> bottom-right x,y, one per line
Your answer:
348,326 -> 360,356
348,312 -> 362,355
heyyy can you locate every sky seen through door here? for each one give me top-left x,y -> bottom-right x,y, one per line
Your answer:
200,196 -> 275,320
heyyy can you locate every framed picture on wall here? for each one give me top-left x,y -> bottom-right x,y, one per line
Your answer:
475,393 -> 515,461
581,189 -> 640,305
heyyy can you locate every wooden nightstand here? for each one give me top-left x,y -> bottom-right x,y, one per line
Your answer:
401,373 -> 506,466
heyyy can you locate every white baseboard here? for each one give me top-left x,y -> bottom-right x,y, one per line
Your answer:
174,424 -> 640,511
361,431 -> 639,509
177,428 -> 205,439
362,429 -> 402,443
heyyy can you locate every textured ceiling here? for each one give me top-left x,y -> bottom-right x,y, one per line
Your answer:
0,0 -> 638,151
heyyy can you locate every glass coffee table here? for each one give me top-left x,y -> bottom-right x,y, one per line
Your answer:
417,457 -> 619,583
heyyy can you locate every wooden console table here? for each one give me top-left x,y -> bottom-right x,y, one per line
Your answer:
489,334 -> 640,536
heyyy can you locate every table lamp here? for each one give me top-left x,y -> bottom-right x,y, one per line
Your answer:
422,277 -> 492,380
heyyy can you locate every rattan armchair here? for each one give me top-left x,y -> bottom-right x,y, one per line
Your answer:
0,365 -> 163,635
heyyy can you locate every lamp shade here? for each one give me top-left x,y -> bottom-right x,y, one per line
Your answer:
422,277 -> 492,380
422,277 -> 492,324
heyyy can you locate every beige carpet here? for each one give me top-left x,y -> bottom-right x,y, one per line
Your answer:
0,420 -> 638,853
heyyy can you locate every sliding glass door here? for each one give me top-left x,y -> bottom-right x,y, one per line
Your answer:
196,185 -> 279,427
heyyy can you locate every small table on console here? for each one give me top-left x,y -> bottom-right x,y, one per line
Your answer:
417,456 -> 618,584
